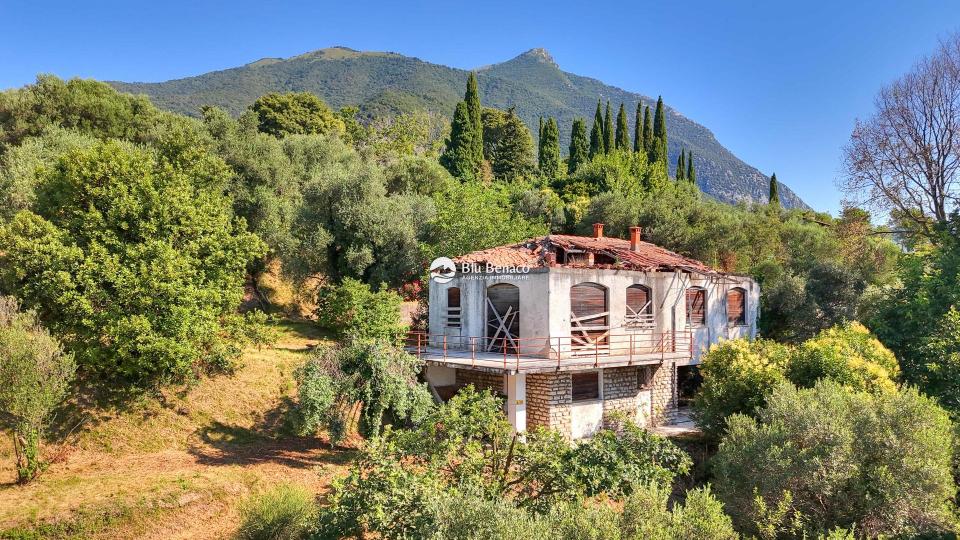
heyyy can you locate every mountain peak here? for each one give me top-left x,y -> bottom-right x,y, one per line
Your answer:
516,48 -> 557,67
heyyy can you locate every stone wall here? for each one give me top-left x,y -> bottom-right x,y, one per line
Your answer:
601,367 -> 639,429
527,372 -> 571,436
455,369 -> 504,395
650,361 -> 678,425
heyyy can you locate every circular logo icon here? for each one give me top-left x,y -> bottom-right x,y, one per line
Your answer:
429,257 -> 456,284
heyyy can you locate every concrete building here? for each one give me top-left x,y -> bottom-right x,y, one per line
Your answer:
412,224 -> 759,439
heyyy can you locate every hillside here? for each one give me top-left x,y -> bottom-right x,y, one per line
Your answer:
111,47 -> 808,209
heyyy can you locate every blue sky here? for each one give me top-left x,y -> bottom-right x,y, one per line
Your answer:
2,1 -> 959,213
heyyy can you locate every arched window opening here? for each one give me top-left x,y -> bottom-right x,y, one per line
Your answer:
486,283 -> 519,352
727,287 -> 746,326
571,282 -> 609,353
446,287 -> 461,328
686,287 -> 706,327
625,284 -> 654,328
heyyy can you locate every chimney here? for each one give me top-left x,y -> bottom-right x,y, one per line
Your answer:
545,251 -> 557,267
629,226 -> 642,252
592,223 -> 604,239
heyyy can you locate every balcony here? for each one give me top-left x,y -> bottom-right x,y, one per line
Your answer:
405,331 -> 692,374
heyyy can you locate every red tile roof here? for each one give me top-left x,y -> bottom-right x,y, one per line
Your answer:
454,234 -> 717,274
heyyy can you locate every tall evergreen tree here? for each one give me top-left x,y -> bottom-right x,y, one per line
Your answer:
676,150 -> 686,180
539,117 -> 561,178
589,100 -> 604,158
490,108 -> 535,181
440,101 -> 476,179
568,118 -> 589,174
465,73 -> 484,165
651,96 -> 668,164
769,173 -> 781,207
537,116 -> 544,163
615,103 -> 629,151
642,106 -> 652,155
603,101 -> 614,153
633,103 -> 643,153
687,151 -> 696,183
538,116 -> 544,143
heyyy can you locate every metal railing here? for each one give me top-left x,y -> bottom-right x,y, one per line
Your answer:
405,330 -> 693,372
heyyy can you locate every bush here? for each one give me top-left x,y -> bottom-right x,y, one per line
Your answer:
712,380 -> 956,538
0,296 -> 76,483
314,278 -> 406,344
692,339 -> 791,438
787,322 -> 899,392
236,484 -> 315,540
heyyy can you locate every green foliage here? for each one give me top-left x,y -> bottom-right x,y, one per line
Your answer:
250,92 -> 344,138
693,339 -> 792,439
650,96 -> 667,165
641,105 -> 652,156
687,151 -> 696,183
0,140 -> 265,388
538,117 -> 561,178
440,102 -> 477,180
769,173 -> 780,207
0,297 -> 75,483
236,484 -> 316,540
485,108 -> 535,181
589,100 -> 603,159
787,322 -> 899,392
567,150 -> 655,198
384,155 -> 454,196
465,73 -> 484,165
567,118 -> 589,174
614,103 -> 629,151
633,103 -> 643,154
713,380 -> 956,538
314,278 -> 406,343
675,149 -> 685,181
603,101 -> 614,154
913,307 -> 960,413
294,341 -> 432,443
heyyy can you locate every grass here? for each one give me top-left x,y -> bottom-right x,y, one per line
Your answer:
0,319 -> 351,539
235,484 -> 316,540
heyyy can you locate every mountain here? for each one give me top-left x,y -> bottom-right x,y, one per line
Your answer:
110,47 -> 807,209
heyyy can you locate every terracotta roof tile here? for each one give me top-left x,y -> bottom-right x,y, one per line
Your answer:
453,234 -> 717,274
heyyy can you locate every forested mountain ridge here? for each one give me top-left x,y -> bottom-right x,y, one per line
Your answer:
110,46 -> 808,209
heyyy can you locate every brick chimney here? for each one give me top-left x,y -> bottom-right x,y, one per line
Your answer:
592,223 -> 604,239
629,226 -> 642,252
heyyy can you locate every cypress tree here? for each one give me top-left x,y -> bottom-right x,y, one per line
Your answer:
615,103 -> 630,151
651,96 -> 668,164
589,100 -> 603,158
539,117 -> 561,178
465,73 -> 483,165
568,118 -> 589,174
603,101 -> 614,153
676,150 -> 685,180
633,103 -> 643,153
687,151 -> 696,183
642,106 -> 652,155
769,173 -> 781,207
537,116 -> 544,164
440,101 -> 476,179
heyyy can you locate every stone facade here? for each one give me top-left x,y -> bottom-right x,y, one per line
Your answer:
601,367 -> 639,429
650,361 -> 678,424
455,369 -> 505,395
526,372 -> 571,434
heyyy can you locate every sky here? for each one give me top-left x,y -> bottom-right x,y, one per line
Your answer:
2,1 -> 959,214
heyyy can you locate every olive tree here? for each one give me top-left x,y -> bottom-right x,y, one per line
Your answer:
0,296 -> 75,483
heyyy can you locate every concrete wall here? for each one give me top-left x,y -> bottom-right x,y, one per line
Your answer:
684,274 -> 760,363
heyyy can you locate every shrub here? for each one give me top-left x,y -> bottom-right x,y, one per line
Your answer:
0,296 -> 76,483
293,341 -> 432,443
712,380 -> 956,538
692,339 -> 791,438
787,322 -> 899,392
314,278 -> 406,344
236,484 -> 315,540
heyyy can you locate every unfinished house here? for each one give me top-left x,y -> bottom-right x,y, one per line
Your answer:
411,224 -> 759,439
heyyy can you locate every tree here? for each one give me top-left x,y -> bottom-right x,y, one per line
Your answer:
642,105 -> 653,155
487,109 -> 535,181
714,380 -> 956,538
614,103 -> 629,151
440,102 -> 477,180
567,118 -> 589,174
603,101 -> 614,153
633,102 -> 643,153
589,100 -> 604,158
842,34 -> 960,238
651,96 -> 668,164
538,117 -> 561,178
250,92 -> 344,138
0,297 -> 75,483
769,173 -> 780,207
687,151 -> 696,183
787,322 -> 899,393
676,150 -> 686,181
314,278 -> 407,343
0,140 -> 266,387
465,73 -> 484,165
